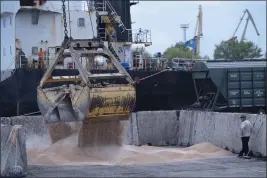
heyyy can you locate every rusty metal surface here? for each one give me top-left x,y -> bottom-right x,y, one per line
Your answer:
53,39 -> 104,49
88,85 -> 136,118
37,39 -> 136,123
37,84 -> 135,123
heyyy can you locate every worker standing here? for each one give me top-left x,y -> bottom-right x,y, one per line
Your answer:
38,48 -> 45,68
238,115 -> 252,158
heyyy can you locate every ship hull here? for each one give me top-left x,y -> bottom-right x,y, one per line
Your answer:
0,68 -> 197,117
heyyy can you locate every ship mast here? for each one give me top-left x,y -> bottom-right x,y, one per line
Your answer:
196,5 -> 203,57
192,5 -> 203,59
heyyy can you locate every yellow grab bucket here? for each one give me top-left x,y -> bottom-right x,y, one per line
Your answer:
88,85 -> 136,121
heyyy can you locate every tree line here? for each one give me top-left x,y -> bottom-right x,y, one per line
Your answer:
144,39 -> 264,60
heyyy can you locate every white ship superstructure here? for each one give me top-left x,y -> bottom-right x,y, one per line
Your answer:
1,1 -> 20,80
1,0 -> 152,81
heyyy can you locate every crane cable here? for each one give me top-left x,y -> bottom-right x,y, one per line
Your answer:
61,0 -> 68,39
67,0 -> 72,38
88,0 -> 95,37
89,10 -> 95,38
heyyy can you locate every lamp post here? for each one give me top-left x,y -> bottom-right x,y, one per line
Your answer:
180,24 -> 189,42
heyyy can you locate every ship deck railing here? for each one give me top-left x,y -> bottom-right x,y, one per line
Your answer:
17,55 -> 110,70
132,58 -> 196,71
52,2 -> 90,11
16,55 -> 197,72
127,29 -> 152,46
22,1 -> 91,12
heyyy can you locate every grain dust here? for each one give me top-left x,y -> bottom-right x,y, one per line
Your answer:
27,119 -> 232,166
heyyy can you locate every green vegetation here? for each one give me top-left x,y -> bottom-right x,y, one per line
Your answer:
213,40 -> 263,60
163,43 -> 193,59
160,42 -> 202,60
144,39 -> 263,61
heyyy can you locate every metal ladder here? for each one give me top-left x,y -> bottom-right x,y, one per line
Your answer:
108,42 -> 121,62
106,29 -> 123,61
93,0 -> 106,11
93,0 -> 124,61
127,30 -> 132,42
94,0 -> 127,34
105,0 -> 127,33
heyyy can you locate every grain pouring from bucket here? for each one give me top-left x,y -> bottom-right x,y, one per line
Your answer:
36,0 -> 136,148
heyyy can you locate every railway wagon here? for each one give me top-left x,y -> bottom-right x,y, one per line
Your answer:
191,59 -> 266,113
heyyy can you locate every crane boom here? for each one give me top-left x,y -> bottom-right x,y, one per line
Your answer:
246,9 -> 260,36
232,10 -> 246,38
240,9 -> 260,42
232,9 -> 260,42
241,17 -> 249,42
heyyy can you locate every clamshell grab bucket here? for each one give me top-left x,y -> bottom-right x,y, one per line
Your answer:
37,84 -> 90,123
37,84 -> 136,124
37,40 -> 136,125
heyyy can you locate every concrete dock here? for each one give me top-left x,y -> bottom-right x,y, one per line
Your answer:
1,110 -> 266,177
26,156 -> 266,177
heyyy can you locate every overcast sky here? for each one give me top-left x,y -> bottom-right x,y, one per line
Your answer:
130,1 -> 266,59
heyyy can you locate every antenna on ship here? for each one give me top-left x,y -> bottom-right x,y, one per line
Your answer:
180,24 -> 189,43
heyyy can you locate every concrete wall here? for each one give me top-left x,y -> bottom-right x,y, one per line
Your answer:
178,111 -> 266,156
1,116 -> 51,149
1,110 -> 266,157
127,111 -> 179,146
1,124 -> 27,177
126,110 -> 266,156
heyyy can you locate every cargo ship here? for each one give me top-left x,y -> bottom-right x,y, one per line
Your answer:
0,0 -> 195,117
1,59 -> 266,117
0,0 -> 266,117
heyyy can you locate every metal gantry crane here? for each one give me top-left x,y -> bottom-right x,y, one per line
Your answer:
232,9 -> 260,42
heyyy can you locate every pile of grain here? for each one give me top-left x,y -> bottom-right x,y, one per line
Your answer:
27,133 -> 232,165
27,118 -> 232,165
